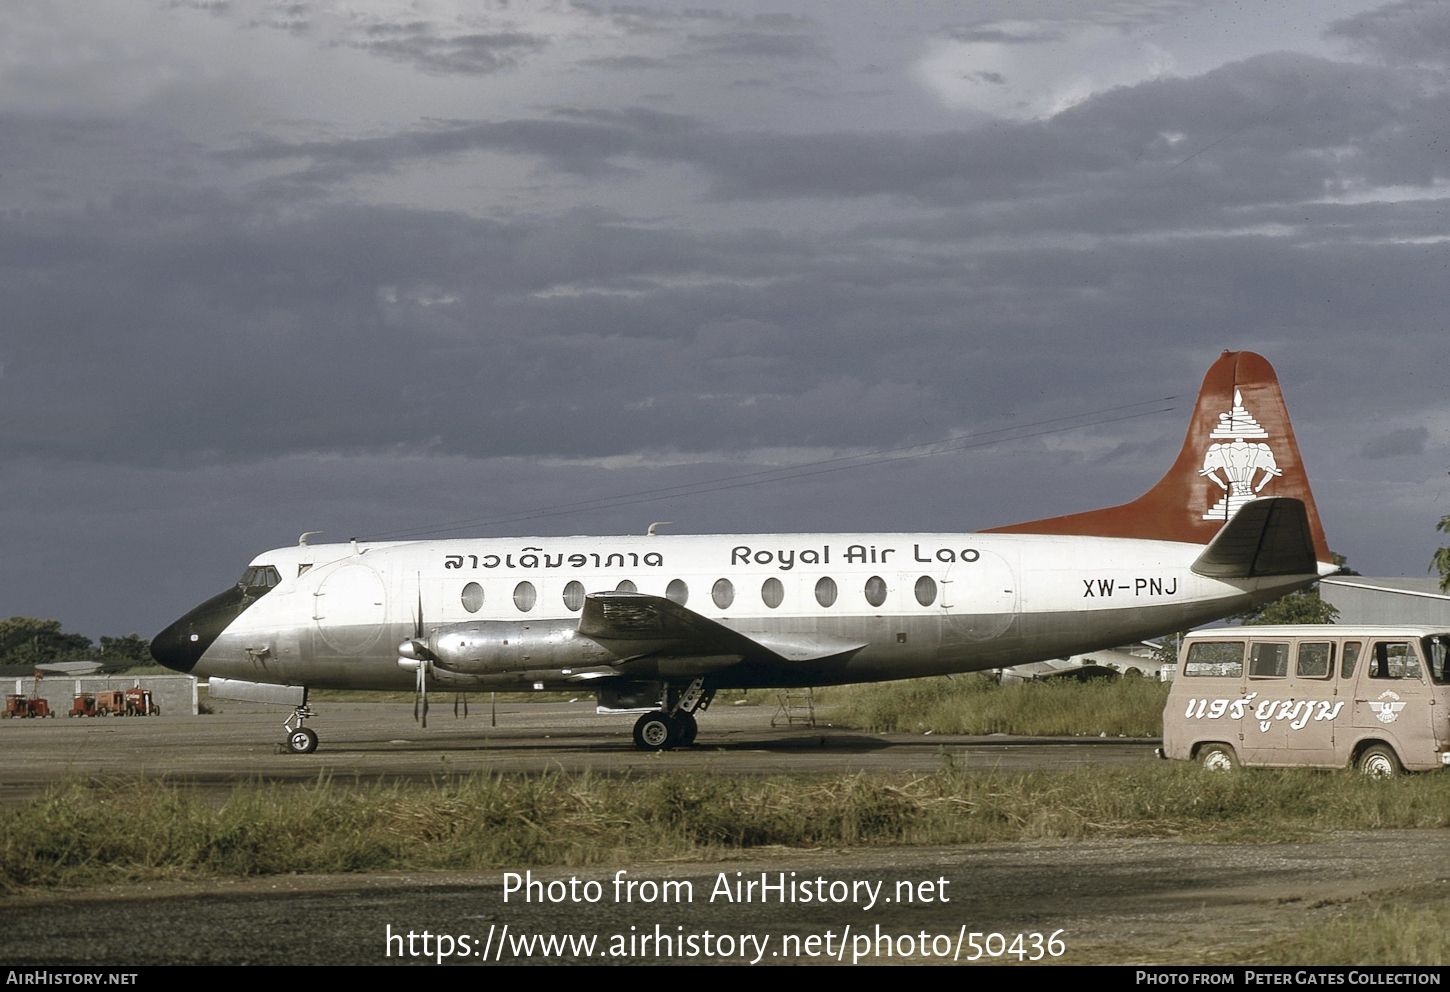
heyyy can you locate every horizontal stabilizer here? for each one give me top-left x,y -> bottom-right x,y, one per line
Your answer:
579,592 -> 865,664
1190,497 -> 1317,579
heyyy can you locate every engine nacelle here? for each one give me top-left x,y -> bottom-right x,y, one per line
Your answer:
425,621 -> 613,673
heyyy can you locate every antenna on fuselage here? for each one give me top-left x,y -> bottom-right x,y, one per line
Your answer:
647,521 -> 672,536
298,531 -> 322,546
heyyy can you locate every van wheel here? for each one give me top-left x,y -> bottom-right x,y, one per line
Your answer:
1198,743 -> 1237,772
1356,744 -> 1400,779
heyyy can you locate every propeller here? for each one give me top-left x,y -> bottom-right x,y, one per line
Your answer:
414,658 -> 431,727
397,579 -> 434,728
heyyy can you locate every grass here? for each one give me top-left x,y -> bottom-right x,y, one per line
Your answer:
817,673 -> 1172,737
1242,885 -> 1449,966
4,764 -> 1447,894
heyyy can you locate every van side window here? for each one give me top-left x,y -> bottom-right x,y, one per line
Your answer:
1249,642 -> 1289,678
1369,642 -> 1420,680
1424,635 -> 1450,685
1295,642 -> 1333,679
1341,642 -> 1361,679
1184,641 -> 1244,677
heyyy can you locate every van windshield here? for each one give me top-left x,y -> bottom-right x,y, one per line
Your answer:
1424,635 -> 1450,685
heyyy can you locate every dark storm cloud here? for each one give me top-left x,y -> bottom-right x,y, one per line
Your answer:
941,23 -> 1066,45
1327,0 -> 1450,65
4,164 -> 1446,479
580,54 -> 673,71
219,107 -> 703,184
247,1 -> 308,34
3,25 -> 1447,582
1360,426 -> 1430,459
220,53 -> 1447,224
347,23 -> 549,75
3,36 -> 1446,480
940,1 -> 1205,42
164,0 -> 230,12
684,30 -> 830,61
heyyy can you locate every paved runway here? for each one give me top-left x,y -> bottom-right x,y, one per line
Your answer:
0,699 -> 1158,802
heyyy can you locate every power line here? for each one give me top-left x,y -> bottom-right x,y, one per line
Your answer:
370,397 -> 1177,541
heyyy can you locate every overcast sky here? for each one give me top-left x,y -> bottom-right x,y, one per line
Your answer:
2,0 -> 1448,638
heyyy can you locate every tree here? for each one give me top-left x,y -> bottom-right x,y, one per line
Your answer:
1434,511 -> 1450,594
99,633 -> 152,664
1151,630 -> 1190,667
0,617 -> 93,667
1229,552 -> 1351,626
1232,588 -> 1340,625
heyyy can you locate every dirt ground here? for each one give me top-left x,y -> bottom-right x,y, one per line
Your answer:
3,703 -> 1444,966
3,833 -> 1447,965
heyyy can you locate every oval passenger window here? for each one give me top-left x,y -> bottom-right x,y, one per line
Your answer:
761,577 -> 784,609
562,580 -> 585,612
712,578 -> 735,609
914,575 -> 937,607
864,575 -> 887,608
815,576 -> 837,608
461,582 -> 484,614
666,579 -> 689,605
513,581 -> 536,613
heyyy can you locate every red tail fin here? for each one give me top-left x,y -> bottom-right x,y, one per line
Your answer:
985,350 -> 1331,562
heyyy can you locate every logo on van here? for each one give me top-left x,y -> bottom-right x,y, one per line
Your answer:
1199,389 -> 1282,520
1369,690 -> 1405,725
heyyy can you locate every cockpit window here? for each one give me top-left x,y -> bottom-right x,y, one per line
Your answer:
239,566 -> 282,591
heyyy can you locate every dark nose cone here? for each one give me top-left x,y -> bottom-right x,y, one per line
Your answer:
151,584 -> 254,673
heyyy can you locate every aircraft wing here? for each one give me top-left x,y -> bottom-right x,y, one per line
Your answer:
1189,497 -> 1318,579
579,591 -> 866,664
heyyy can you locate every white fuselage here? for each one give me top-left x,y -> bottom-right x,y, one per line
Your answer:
190,532 -> 1329,692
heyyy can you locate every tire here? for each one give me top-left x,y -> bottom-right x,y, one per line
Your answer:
675,711 -> 698,747
287,727 -> 319,755
633,712 -> 677,751
1198,743 -> 1238,772
1356,744 -> 1400,779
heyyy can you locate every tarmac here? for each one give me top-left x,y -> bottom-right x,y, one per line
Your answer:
0,697 -> 1157,802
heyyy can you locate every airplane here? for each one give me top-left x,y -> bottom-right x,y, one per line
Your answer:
150,350 -> 1336,754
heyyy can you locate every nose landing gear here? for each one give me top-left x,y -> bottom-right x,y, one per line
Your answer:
284,701 -> 318,754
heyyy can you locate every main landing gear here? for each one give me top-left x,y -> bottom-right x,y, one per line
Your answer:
631,679 -> 711,751
284,700 -> 318,754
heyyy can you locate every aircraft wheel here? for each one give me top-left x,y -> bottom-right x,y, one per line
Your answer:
1356,744 -> 1400,779
1197,743 -> 1238,772
633,712 -> 677,751
287,727 -> 319,755
675,711 -> 698,747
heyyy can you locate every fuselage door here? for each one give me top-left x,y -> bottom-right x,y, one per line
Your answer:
941,547 -> 1017,643
312,563 -> 388,656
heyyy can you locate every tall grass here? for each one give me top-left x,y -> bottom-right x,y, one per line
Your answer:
1245,892 -> 1448,966
818,673 -> 1172,737
3,765 -> 1447,893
